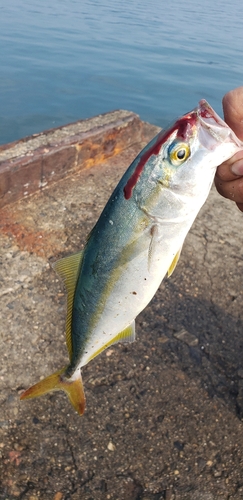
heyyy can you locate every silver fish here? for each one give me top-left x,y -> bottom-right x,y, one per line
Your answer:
21,100 -> 243,415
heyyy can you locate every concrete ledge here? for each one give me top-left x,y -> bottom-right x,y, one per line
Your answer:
0,110 -> 146,208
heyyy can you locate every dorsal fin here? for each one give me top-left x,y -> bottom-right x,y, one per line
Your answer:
167,247 -> 182,277
52,251 -> 83,360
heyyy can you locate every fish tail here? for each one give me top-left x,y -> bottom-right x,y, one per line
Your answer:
20,367 -> 86,416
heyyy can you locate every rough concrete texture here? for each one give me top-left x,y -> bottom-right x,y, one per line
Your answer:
0,116 -> 243,500
0,110 -> 143,209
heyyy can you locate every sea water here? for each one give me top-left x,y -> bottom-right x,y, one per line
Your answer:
0,0 -> 243,144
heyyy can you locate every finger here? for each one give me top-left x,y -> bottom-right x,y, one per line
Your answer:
222,87 -> 243,140
216,153 -> 243,181
236,202 -> 243,213
215,176 -> 243,204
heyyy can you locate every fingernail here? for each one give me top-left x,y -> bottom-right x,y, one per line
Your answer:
231,159 -> 243,176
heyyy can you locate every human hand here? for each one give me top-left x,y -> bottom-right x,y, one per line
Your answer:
215,87 -> 243,212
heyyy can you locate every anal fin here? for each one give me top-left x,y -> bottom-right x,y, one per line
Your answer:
87,321 -> 136,363
112,320 -> 136,344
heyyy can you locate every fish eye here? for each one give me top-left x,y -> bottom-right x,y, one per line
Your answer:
168,141 -> 190,166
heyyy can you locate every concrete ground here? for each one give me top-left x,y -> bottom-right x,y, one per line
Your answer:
0,114 -> 243,500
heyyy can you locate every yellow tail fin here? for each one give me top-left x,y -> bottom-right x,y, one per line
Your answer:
20,368 -> 86,416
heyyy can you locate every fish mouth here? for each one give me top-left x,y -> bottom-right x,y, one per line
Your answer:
198,99 -> 243,148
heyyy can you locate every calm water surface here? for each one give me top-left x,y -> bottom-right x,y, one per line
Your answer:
0,0 -> 243,144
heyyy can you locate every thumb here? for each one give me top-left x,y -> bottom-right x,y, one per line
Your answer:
222,87 -> 243,141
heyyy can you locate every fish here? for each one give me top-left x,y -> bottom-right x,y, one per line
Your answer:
20,100 -> 243,415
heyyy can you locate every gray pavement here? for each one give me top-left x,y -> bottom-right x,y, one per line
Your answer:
0,118 -> 243,499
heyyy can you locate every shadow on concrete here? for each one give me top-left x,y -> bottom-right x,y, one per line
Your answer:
141,280 -> 243,419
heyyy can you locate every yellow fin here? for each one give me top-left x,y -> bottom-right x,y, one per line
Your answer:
20,367 -> 86,416
112,320 -> 136,345
167,248 -> 182,277
52,251 -> 83,360
87,321 -> 136,363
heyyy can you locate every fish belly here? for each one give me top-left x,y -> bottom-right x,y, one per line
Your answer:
79,220 -> 189,367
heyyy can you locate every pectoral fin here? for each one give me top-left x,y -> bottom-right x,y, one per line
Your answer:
167,248 -> 182,277
148,224 -> 159,272
52,251 -> 83,360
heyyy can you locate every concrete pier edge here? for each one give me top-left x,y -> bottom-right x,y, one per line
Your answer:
0,110 -> 156,209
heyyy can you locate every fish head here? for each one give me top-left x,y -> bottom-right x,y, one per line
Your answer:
159,99 -> 243,189
138,100 -> 243,209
